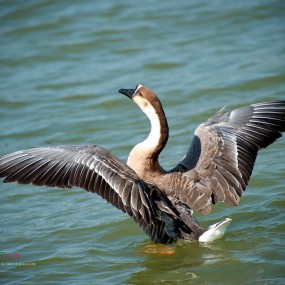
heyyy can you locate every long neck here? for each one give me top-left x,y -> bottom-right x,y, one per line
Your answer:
127,101 -> 169,177
143,101 -> 169,160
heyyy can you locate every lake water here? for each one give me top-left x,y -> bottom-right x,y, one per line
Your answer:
0,1 -> 285,284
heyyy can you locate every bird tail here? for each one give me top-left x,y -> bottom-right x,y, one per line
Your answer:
199,218 -> 232,242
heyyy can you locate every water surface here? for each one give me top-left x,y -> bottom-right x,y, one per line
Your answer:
0,1 -> 285,284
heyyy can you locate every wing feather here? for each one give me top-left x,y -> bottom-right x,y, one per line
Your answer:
0,145 -> 182,243
171,100 -> 285,213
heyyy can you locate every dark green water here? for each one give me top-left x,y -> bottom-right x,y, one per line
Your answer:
0,1 -> 285,284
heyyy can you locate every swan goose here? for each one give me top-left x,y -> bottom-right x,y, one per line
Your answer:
0,84 -> 284,243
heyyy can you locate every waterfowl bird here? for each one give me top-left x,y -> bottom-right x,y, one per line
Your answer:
0,84 -> 285,244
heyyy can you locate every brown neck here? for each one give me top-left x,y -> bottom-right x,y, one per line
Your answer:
151,101 -> 168,161
127,99 -> 169,177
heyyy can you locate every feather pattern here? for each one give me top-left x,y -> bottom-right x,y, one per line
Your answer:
0,145 -> 201,243
172,101 -> 285,213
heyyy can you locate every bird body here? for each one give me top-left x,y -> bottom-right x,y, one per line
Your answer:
1,84 -> 284,244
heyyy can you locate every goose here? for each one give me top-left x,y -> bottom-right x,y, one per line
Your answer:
0,84 -> 285,244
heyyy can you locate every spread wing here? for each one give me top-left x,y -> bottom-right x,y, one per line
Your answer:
171,101 -> 285,214
0,145 -> 182,243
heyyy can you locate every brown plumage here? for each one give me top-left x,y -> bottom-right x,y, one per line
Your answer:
0,84 -> 284,243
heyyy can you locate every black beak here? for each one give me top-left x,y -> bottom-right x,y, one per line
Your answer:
118,88 -> 135,99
